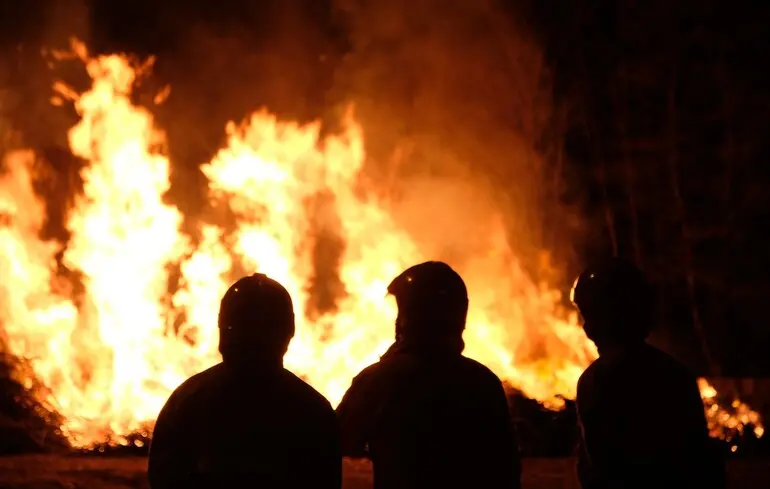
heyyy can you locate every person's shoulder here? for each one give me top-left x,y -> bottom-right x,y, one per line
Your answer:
458,356 -> 502,379
353,354 -> 409,382
643,344 -> 696,381
170,363 -> 223,399
158,363 -> 223,417
356,360 -> 386,378
455,356 -> 507,392
281,369 -> 334,412
576,357 -> 606,398
577,358 -> 597,386
351,352 -> 504,387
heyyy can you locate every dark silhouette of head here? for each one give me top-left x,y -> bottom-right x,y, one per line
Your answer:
387,261 -> 469,353
218,273 -> 295,368
570,257 -> 654,351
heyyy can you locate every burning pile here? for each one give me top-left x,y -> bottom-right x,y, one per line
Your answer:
699,380 -> 765,447
0,41 -> 764,449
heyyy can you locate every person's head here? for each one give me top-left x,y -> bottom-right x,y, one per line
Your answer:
218,273 -> 295,368
387,261 -> 468,352
570,257 -> 654,350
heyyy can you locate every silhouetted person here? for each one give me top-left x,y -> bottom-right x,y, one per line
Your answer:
571,258 -> 726,489
148,274 -> 341,489
337,261 -> 521,489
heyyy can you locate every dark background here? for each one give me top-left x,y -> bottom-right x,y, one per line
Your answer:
526,0 -> 770,376
1,0 -> 768,380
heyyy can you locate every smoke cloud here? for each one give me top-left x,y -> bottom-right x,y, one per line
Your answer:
4,0 -> 578,291
330,0 -> 576,279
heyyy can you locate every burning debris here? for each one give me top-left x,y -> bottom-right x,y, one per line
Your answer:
0,353 -> 68,455
504,385 -> 766,458
0,39 -> 764,452
699,379 -> 766,452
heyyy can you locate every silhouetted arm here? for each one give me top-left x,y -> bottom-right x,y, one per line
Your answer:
489,378 -> 522,489
299,404 -> 342,489
575,374 -> 618,489
576,431 -> 594,489
147,391 -> 196,489
336,374 -> 371,458
576,413 -> 608,489
474,372 -> 522,489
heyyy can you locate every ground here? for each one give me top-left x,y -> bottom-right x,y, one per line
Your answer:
0,456 -> 769,488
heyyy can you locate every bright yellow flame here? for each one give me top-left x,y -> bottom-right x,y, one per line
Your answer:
0,42 -> 763,447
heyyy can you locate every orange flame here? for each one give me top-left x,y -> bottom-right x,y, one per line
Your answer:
0,42 -> 763,447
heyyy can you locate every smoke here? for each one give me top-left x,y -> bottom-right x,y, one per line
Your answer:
0,0 -> 91,248
3,0 -> 578,297
329,0 -> 577,280
143,1 -> 339,226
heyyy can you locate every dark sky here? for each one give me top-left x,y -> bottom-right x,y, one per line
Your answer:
530,0 -> 770,375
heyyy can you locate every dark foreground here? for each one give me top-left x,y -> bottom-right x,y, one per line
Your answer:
0,456 -> 769,489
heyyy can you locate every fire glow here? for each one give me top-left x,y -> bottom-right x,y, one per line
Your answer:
0,41 -> 763,448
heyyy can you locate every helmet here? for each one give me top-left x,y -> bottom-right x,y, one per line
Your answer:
218,274 -> 295,360
570,257 -> 653,343
387,261 -> 469,338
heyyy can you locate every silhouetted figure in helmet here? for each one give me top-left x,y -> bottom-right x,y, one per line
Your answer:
571,258 -> 726,489
148,274 -> 341,489
337,261 -> 521,489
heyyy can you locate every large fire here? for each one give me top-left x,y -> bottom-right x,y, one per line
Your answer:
0,42 -> 763,448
